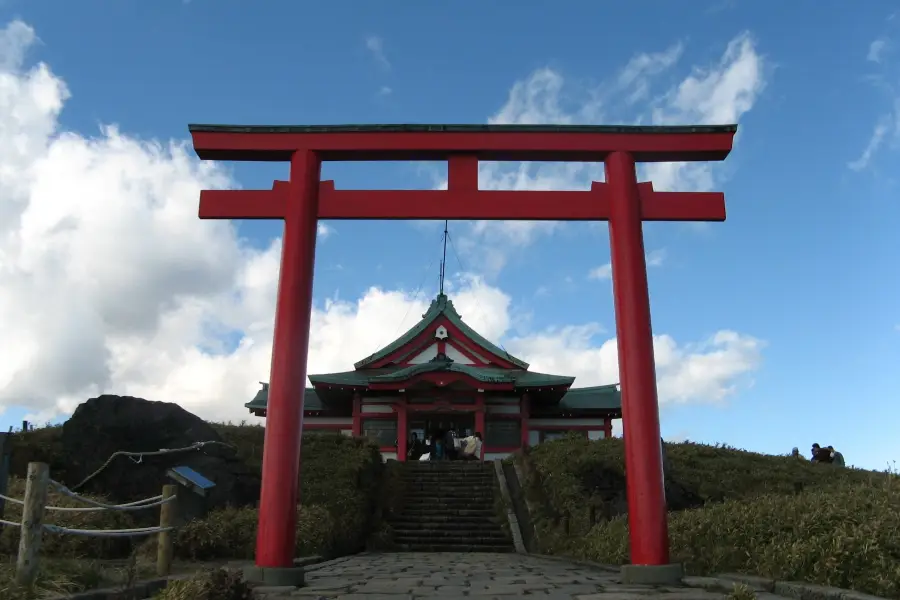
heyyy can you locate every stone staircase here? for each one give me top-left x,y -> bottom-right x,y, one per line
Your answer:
390,461 -> 514,552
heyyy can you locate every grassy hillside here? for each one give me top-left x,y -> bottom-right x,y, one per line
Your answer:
518,435 -> 900,598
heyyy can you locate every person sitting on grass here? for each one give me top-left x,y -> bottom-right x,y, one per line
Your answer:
811,443 -> 832,463
828,445 -> 845,467
459,432 -> 483,461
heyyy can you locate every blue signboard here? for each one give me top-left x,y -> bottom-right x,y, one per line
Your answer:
167,465 -> 216,496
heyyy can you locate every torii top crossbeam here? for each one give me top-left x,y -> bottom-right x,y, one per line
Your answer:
189,124 -> 736,222
189,123 -> 736,162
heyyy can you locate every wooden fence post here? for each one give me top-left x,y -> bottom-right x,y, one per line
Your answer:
156,484 -> 177,577
16,462 -> 49,587
0,429 -> 12,520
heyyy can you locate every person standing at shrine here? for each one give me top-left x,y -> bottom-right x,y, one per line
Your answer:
459,432 -> 483,461
407,432 -> 425,461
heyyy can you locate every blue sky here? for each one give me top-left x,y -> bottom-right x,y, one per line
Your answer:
0,0 -> 898,470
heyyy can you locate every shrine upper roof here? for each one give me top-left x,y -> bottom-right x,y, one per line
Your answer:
244,291 -> 623,417
307,361 -> 574,389
351,293 -> 529,370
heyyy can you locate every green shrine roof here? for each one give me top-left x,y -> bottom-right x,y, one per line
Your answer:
309,360 -> 573,388
244,383 -> 621,414
353,293 -> 528,370
244,291 -> 623,417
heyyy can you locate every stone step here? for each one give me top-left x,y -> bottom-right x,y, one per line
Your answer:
403,475 -> 493,481
404,465 -> 493,472
400,469 -> 496,479
404,492 -> 495,501
402,474 -> 494,481
393,528 -> 509,539
403,466 -> 493,471
400,508 -> 496,517
401,501 -> 495,511
395,534 -> 512,544
404,494 -> 494,501
404,490 -> 494,499
395,543 -> 514,552
402,487 -> 495,495
403,479 -> 494,490
403,499 -> 494,507
401,475 -> 494,487
388,515 -> 501,525
389,521 -> 503,531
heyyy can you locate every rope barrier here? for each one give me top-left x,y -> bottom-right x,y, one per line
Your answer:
48,481 -> 175,511
7,461 -> 184,585
43,524 -> 176,537
0,519 -> 175,537
71,440 -> 234,491
0,491 -> 171,512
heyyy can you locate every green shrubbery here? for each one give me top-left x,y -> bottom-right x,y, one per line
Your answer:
1,426 -> 384,597
519,436 -> 900,598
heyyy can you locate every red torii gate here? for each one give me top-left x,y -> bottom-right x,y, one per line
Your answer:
189,123 -> 736,583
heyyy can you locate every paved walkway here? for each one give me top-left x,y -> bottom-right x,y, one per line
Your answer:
258,552 -> 773,599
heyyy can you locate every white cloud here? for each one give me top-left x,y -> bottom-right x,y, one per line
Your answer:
644,32 -> 765,192
868,38 -> 888,63
646,248 -> 666,267
457,34 -> 765,270
849,117 -> 891,171
588,264 -> 612,281
0,20 -> 764,428
505,326 -> 763,404
616,42 -> 685,104
317,222 -> 334,239
849,41 -> 900,170
588,248 -> 666,280
364,35 -> 390,71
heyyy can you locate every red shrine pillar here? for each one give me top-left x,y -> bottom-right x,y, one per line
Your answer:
351,392 -> 362,437
605,151 -> 669,566
520,393 -> 530,448
475,393 -> 486,460
256,150 -> 321,568
397,401 -> 408,461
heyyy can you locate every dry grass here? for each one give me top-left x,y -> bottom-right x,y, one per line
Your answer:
152,568 -> 251,600
0,554 -> 156,599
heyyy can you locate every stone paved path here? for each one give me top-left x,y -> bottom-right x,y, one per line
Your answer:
256,552 -> 785,599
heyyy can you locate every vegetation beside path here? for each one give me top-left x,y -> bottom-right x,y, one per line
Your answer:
1,427 -> 383,598
517,435 -> 900,599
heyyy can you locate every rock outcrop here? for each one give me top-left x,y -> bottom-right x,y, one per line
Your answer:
59,395 -> 260,516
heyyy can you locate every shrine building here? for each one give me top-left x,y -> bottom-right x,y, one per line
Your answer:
245,293 -> 621,461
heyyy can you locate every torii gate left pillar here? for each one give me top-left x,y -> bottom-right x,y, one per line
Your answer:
189,123 -> 736,586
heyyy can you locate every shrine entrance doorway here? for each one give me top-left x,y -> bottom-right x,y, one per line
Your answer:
409,413 -> 476,443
